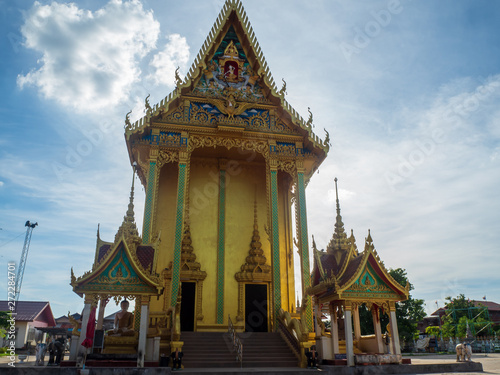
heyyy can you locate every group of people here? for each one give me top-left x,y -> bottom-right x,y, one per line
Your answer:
35,337 -> 65,366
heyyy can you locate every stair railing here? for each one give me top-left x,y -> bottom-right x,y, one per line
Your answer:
170,288 -> 182,342
228,315 -> 243,367
277,308 -> 310,368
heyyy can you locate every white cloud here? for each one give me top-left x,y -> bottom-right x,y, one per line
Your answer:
0,181 -> 4,187
17,0 -> 160,112
148,33 -> 190,86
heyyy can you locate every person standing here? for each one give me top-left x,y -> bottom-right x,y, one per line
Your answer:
171,347 -> 183,371
306,345 -> 319,369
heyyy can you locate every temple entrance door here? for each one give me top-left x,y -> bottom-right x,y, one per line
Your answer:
245,284 -> 268,332
180,282 -> 196,331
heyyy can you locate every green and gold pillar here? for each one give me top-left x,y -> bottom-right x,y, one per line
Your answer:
296,161 -> 313,331
269,158 -> 281,325
170,150 -> 190,307
142,149 -> 158,244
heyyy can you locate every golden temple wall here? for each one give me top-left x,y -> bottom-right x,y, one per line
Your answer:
145,156 -> 296,329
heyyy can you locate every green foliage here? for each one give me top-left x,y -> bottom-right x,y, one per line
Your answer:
0,311 -> 11,328
441,294 -> 493,338
425,325 -> 441,337
389,268 -> 426,343
0,311 -> 12,339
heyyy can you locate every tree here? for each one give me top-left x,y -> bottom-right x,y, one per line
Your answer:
389,268 -> 426,343
425,325 -> 441,337
0,311 -> 12,339
358,268 -> 426,343
441,294 -> 493,338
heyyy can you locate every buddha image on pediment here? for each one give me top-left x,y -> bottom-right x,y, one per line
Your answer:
194,52 -> 264,101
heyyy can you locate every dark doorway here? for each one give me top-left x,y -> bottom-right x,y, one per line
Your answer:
180,282 -> 196,331
245,284 -> 268,332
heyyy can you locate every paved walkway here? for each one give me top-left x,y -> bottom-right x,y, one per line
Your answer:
406,353 -> 499,375
1,352 -> 499,373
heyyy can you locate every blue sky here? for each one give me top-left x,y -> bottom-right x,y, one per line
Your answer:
0,0 -> 499,320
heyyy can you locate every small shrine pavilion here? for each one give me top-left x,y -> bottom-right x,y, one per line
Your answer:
70,170 -> 164,365
308,179 -> 409,366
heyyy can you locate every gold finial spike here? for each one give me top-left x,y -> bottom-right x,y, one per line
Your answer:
126,162 -> 137,221
327,177 -> 349,253
334,177 -> 340,216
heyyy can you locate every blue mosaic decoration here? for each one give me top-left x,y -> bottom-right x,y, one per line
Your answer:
270,170 -> 281,318
170,163 -> 187,307
216,169 -> 226,324
142,161 -> 156,244
297,172 -> 313,331
134,131 -> 186,147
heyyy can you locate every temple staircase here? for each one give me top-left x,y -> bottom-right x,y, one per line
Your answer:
181,332 -> 298,368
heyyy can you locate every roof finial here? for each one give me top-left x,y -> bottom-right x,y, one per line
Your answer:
126,162 -> 137,220
115,162 -> 140,244
327,177 -> 349,254
334,177 -> 340,217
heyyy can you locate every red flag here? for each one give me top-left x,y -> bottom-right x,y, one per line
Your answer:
81,306 -> 97,348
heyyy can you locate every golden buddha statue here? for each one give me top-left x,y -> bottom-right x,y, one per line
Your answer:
108,300 -> 134,336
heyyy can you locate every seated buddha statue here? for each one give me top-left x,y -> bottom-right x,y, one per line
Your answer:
108,300 -> 135,336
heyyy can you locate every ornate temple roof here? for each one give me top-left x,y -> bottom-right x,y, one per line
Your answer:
124,0 -> 329,185
71,168 -> 162,298
308,179 -> 409,305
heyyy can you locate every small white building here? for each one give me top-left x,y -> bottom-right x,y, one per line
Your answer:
0,301 -> 56,349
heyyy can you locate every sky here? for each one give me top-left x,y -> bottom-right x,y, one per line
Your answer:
0,0 -> 499,321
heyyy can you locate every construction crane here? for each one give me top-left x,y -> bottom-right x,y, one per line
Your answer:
14,221 -> 38,302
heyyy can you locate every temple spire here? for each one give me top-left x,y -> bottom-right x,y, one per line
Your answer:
126,161 -> 136,222
114,162 -> 140,245
327,177 -> 349,254
335,177 -> 341,218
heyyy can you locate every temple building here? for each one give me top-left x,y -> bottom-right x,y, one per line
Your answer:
122,0 -> 329,333
70,0 -> 409,368
70,0 -> 328,367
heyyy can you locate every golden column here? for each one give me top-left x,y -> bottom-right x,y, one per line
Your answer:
170,150 -> 190,307
142,149 -> 159,244
268,157 -> 281,326
295,159 -> 313,331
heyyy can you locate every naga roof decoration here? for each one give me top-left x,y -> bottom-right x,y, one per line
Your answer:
125,0 -> 329,182
308,179 -> 409,304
